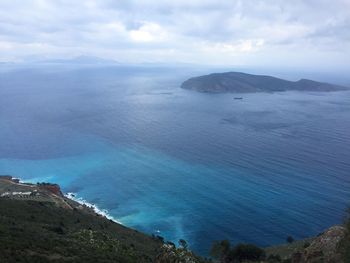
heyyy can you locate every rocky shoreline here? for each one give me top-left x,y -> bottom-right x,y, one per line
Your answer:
0,175 -> 111,215
0,175 -> 207,262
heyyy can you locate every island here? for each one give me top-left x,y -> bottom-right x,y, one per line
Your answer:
181,72 -> 348,93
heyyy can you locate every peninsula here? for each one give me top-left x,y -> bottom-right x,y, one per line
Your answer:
181,72 -> 348,93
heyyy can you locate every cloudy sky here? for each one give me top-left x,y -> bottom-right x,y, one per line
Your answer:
0,0 -> 349,68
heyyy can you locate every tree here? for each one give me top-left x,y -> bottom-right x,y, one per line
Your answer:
228,243 -> 266,262
156,235 -> 164,243
267,254 -> 282,262
179,239 -> 188,250
210,240 -> 230,261
166,241 -> 176,248
286,236 -> 294,243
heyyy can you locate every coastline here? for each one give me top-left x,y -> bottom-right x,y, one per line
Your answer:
64,192 -> 122,224
0,175 -> 169,262
1,174 -> 348,262
0,175 -> 121,224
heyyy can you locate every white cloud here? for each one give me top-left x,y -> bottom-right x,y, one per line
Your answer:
201,39 -> 265,54
0,0 -> 349,68
129,22 -> 167,42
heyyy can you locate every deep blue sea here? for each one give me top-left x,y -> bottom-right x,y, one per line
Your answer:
1,65 -> 350,255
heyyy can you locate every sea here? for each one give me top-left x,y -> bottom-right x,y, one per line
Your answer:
1,64 -> 349,255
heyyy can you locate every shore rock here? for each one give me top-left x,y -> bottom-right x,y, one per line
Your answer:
38,183 -> 63,197
292,225 -> 346,263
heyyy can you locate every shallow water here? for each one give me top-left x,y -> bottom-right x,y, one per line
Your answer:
1,66 -> 350,254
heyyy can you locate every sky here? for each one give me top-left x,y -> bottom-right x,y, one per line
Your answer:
0,0 -> 350,69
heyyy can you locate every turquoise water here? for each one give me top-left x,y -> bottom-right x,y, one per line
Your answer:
1,66 -> 350,254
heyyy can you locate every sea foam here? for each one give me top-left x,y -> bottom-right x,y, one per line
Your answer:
65,192 -> 122,224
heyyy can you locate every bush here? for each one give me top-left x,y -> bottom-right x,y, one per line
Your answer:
228,243 -> 266,262
51,226 -> 64,234
210,239 -> 230,260
166,241 -> 175,248
210,241 -> 266,262
179,239 -> 188,249
303,241 -> 310,248
286,236 -> 294,243
156,235 -> 164,243
267,254 -> 282,262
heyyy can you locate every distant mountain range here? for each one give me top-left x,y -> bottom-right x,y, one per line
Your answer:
181,72 -> 348,93
36,55 -> 120,65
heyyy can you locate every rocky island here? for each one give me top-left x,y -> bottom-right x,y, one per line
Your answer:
181,72 -> 348,93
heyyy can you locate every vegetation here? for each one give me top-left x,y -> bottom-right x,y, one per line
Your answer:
339,208 -> 350,262
210,240 -> 265,262
0,198 -> 209,263
229,243 -> 266,262
0,198 -> 163,262
210,240 -> 231,261
1,178 -> 349,262
266,254 -> 282,262
286,236 -> 294,244
0,177 -> 209,263
179,239 -> 188,250
156,244 -> 207,263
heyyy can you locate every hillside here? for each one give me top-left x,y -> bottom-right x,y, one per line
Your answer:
0,176 -> 205,263
265,226 -> 348,262
181,72 -> 348,93
1,175 -> 348,262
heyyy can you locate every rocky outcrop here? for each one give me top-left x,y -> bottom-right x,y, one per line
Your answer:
291,226 -> 346,263
156,244 -> 201,263
0,175 -> 20,183
37,183 -> 63,197
0,175 -> 14,181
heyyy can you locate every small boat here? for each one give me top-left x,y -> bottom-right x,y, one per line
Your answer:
234,97 -> 243,100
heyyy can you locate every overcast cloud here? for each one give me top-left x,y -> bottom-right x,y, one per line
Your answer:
0,0 -> 349,68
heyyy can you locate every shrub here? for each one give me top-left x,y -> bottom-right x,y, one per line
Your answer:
228,243 -> 266,262
286,236 -> 294,243
156,235 -> 164,243
179,239 -> 188,250
210,239 -> 231,260
166,241 -> 176,248
303,241 -> 310,248
267,254 -> 282,262
51,226 -> 64,234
